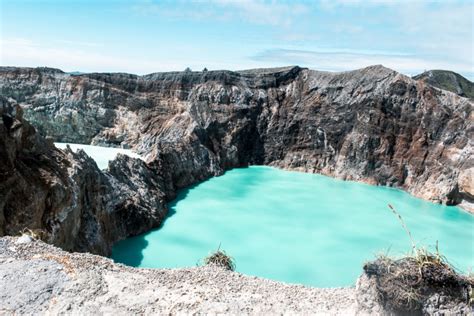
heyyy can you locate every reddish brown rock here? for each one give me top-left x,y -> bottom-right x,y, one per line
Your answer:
0,65 -> 472,254
1,65 -> 471,210
0,96 -> 167,255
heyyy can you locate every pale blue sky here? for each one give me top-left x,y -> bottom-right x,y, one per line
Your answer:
1,0 -> 473,79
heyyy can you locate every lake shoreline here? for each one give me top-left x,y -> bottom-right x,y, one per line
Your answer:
112,166 -> 473,287
0,236 -> 358,315
3,236 -> 471,315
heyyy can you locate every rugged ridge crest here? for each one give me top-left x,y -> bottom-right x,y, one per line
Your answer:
1,65 -> 472,212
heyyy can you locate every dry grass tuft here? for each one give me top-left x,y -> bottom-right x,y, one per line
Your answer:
20,227 -> 48,241
363,204 -> 474,312
365,252 -> 472,311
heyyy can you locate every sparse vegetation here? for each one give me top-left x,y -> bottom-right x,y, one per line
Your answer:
413,70 -> 474,99
203,245 -> 235,271
363,204 -> 473,313
20,227 -> 47,241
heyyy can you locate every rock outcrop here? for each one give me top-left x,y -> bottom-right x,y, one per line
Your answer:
1,65 -> 472,211
0,97 -> 167,255
356,256 -> 473,315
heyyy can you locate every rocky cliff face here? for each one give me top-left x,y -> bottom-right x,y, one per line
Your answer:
0,96 -> 167,255
1,65 -> 472,212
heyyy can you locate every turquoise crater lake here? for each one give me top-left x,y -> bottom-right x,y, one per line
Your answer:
112,166 -> 473,288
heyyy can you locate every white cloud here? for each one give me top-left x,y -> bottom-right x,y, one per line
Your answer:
132,0 -> 220,21
1,0 -> 471,79
394,2 -> 473,63
319,0 -> 473,67
132,0 -> 309,27
211,0 -> 308,27
251,48 -> 473,77
54,40 -> 103,48
320,0 -> 449,8
2,36 -> 471,79
0,37 -> 263,74
0,37 -> 190,73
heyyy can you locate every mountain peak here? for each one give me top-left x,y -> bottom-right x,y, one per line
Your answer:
413,70 -> 473,99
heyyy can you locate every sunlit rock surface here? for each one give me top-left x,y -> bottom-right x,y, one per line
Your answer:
1,65 -> 472,210
0,97 -> 166,255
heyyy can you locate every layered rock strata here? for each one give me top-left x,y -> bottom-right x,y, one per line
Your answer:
1,65 -> 472,211
0,97 -> 166,254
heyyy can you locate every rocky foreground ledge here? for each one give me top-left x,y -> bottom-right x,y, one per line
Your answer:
0,237 -> 357,315
1,236 -> 472,315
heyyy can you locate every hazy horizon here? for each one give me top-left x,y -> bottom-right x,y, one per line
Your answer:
2,64 -> 473,82
1,0 -> 473,80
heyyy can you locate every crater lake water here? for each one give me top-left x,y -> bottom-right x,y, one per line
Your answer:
54,143 -> 142,169
112,166 -> 473,288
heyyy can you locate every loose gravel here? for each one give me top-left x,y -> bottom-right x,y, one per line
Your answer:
0,236 -> 357,315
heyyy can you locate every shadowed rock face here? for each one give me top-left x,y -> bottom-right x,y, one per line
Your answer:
1,65 -> 472,212
0,65 -> 472,254
0,96 -> 167,255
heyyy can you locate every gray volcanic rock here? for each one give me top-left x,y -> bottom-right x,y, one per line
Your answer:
1,236 -> 470,315
0,97 -> 167,255
1,65 -> 472,211
0,236 -> 357,315
104,154 -> 168,239
0,257 -> 68,314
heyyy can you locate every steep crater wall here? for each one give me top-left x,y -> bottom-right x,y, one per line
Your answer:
0,96 -> 167,255
0,65 -> 473,256
1,65 -> 472,210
